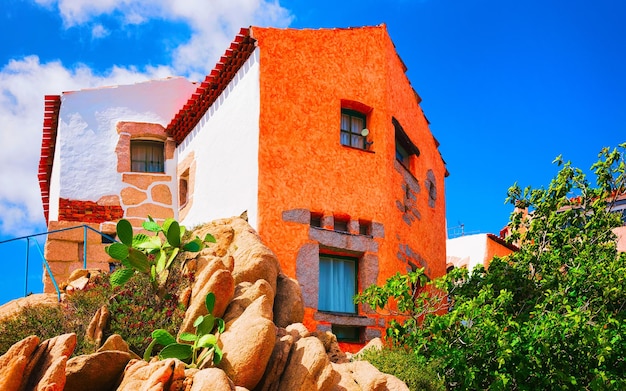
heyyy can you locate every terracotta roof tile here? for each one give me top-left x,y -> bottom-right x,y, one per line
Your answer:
39,95 -> 61,223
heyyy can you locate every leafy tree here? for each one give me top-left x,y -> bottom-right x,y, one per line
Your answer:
357,144 -> 626,389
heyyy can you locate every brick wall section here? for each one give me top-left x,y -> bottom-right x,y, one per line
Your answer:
58,198 -> 124,223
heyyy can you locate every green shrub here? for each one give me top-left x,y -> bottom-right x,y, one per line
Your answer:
0,304 -> 67,355
107,270 -> 188,354
0,257 -> 191,357
358,347 -> 444,391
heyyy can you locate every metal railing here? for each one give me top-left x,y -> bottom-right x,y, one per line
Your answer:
0,225 -> 116,302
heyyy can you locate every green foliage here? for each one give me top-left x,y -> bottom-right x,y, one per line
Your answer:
0,262 -> 190,357
357,143 -> 626,389
106,271 -> 188,354
0,282 -> 113,356
106,216 -> 215,294
358,347 -> 444,391
0,305 -> 67,355
144,292 -> 224,368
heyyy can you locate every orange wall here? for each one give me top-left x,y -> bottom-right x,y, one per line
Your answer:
484,236 -> 516,269
251,25 -> 447,343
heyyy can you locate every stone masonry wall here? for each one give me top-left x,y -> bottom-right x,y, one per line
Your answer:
43,221 -> 114,293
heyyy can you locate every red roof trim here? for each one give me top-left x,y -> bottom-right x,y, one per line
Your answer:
167,28 -> 257,144
39,95 -> 61,224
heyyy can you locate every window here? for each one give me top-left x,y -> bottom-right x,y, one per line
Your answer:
179,169 -> 190,207
101,233 -> 116,244
334,218 -> 349,233
131,140 -> 164,173
396,142 -> 410,166
393,118 -> 419,170
332,325 -> 361,343
319,255 -> 357,313
358,220 -> 371,236
310,212 -> 323,228
341,109 -> 368,150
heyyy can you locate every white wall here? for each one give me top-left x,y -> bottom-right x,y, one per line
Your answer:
48,77 -> 198,220
177,48 -> 261,230
446,233 -> 488,271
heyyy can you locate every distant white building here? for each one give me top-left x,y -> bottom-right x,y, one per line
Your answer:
446,233 -> 517,271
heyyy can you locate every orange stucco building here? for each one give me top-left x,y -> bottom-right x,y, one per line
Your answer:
39,25 -> 448,350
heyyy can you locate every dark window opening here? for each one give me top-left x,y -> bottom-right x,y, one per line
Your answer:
310,213 -> 323,228
332,325 -> 361,343
396,141 -> 410,166
179,169 -> 190,208
131,140 -> 164,173
334,218 -> 349,233
101,233 -> 117,244
319,255 -> 357,314
341,109 -> 368,150
358,220 -> 371,236
393,118 -> 419,170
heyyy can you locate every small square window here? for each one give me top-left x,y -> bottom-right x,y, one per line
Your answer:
358,220 -> 371,236
334,219 -> 349,233
131,140 -> 164,173
101,233 -> 116,244
310,213 -> 323,228
396,141 -> 410,167
319,255 -> 357,314
332,325 -> 361,343
340,109 -> 368,150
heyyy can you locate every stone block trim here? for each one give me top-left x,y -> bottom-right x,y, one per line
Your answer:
314,312 -> 376,327
296,243 -> 320,309
309,228 -> 379,254
395,160 -> 421,226
397,242 -> 430,275
425,169 -> 437,208
126,204 -> 174,220
151,184 -> 173,204
119,174 -> 176,228
58,198 -> 124,223
120,187 -> 147,206
282,209 -> 310,224
44,240 -> 79,262
122,173 -> 172,190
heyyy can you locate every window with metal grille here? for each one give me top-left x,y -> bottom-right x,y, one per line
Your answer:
340,109 -> 368,150
131,140 -> 164,173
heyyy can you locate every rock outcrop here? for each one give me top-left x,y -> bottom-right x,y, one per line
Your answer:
0,217 -> 409,390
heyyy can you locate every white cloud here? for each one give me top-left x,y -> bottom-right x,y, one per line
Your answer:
34,0 -> 293,76
91,23 -> 110,38
0,56 -> 171,235
0,0 -> 292,236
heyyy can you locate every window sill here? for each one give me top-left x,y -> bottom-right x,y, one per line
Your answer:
340,144 -> 375,154
317,310 -> 360,317
314,311 -> 376,327
310,226 -> 373,239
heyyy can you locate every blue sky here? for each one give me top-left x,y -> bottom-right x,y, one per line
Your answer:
0,0 -> 624,304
